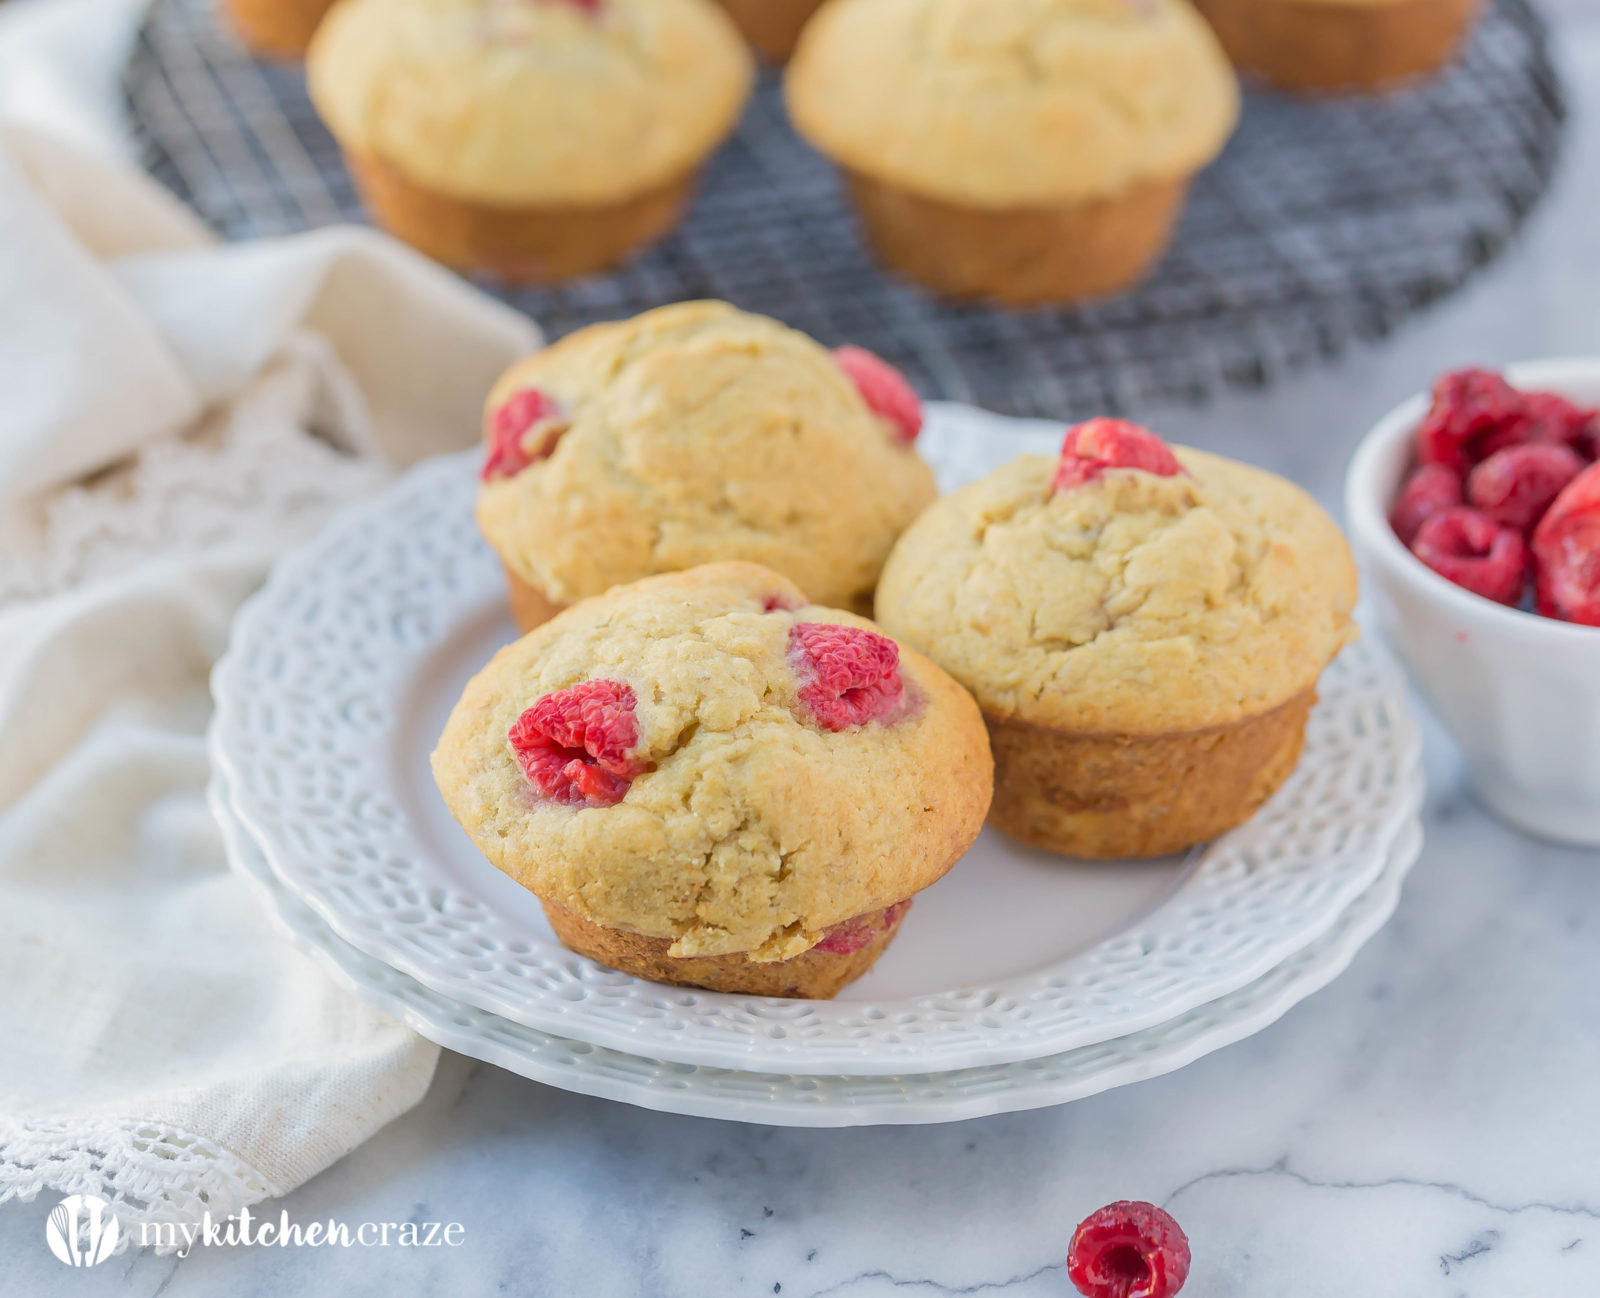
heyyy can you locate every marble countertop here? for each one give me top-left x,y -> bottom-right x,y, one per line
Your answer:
6,7 -> 1600,1296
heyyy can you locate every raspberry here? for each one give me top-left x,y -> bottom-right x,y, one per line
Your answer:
1067,1202 -> 1191,1298
1466,443 -> 1583,533
508,680 -> 645,807
1523,390 -> 1600,461
1054,419 -> 1183,493
1390,464 -> 1463,546
1533,463 -> 1600,625
482,387 -> 568,482
789,623 -> 904,731
833,345 -> 923,443
1416,367 -> 1527,474
812,900 -> 912,955
763,594 -> 802,613
1411,507 -> 1528,606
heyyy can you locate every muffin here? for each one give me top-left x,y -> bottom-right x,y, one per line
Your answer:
222,0 -> 336,57
785,0 -> 1239,306
1193,0 -> 1483,93
716,0 -> 824,61
876,419 -> 1358,859
478,301 -> 939,633
307,0 -> 753,280
432,562 -> 994,997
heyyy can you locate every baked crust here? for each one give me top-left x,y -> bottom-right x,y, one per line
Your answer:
543,898 -> 909,997
223,0 -> 335,57
715,0 -> 824,62
984,689 -> 1316,859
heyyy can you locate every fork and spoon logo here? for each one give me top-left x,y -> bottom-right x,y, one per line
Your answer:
45,1194 -> 122,1267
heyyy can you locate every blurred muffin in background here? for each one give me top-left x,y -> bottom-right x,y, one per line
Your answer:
1192,0 -> 1483,93
715,0 -> 824,61
785,0 -> 1238,307
308,0 -> 753,281
223,0 -> 336,57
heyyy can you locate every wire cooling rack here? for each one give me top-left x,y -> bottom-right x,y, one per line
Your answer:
124,0 -> 1565,419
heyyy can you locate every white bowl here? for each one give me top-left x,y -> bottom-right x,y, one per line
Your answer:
1345,358 -> 1600,848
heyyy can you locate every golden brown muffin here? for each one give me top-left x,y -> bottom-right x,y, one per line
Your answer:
477,302 -> 938,631
716,0 -> 825,61
1193,0 -> 1483,93
432,563 -> 993,996
785,0 -> 1239,306
307,0 -> 753,280
875,420 -> 1358,859
222,0 -> 336,58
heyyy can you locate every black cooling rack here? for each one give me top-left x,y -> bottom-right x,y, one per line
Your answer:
124,0 -> 1565,419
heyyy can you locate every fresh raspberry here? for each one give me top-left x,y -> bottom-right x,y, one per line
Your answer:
1416,367 -> 1527,474
1532,463 -> 1600,625
482,387 -> 568,482
812,900 -> 912,955
1390,464 -> 1463,546
508,680 -> 645,807
1411,507 -> 1528,606
1054,419 -> 1183,493
833,345 -> 923,443
1466,443 -> 1583,533
789,623 -> 904,730
1067,1201 -> 1191,1298
1522,390 -> 1600,461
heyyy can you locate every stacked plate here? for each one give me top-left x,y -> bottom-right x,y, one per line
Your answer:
209,405 -> 1425,1126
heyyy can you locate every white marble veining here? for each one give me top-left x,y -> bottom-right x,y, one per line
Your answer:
4,6 -> 1600,1295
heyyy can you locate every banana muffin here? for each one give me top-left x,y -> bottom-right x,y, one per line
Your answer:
785,0 -> 1239,305
222,0 -> 336,58
1193,0 -> 1483,93
478,301 -> 938,632
308,0 -> 752,279
716,0 -> 824,61
432,562 -> 994,997
876,419 -> 1358,859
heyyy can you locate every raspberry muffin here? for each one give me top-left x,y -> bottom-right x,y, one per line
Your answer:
876,420 -> 1358,859
1193,0 -> 1482,93
785,0 -> 1238,306
478,301 -> 938,632
222,0 -> 336,57
431,563 -> 993,997
308,0 -> 752,280
716,0 -> 824,61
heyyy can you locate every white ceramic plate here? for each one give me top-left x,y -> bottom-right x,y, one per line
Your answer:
209,404 -> 1424,1076
211,767 -> 1422,1127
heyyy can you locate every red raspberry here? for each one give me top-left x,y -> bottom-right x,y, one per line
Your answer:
789,623 -> 904,731
1523,390 -> 1599,461
1466,443 -> 1583,533
508,680 -> 645,807
1067,1201 -> 1191,1298
1533,463 -> 1600,625
482,387 -> 568,482
833,345 -> 923,443
1390,464 -> 1463,546
812,900 -> 912,955
1416,367 -> 1527,474
1054,419 -> 1183,493
1411,506 -> 1528,606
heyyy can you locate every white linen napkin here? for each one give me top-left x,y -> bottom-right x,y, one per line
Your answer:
0,122 -> 539,1237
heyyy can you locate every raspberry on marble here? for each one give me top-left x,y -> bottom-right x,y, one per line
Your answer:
1411,506 -> 1528,606
1466,443 -> 1584,534
1391,463 -> 1463,546
508,680 -> 645,807
1054,419 -> 1183,493
482,387 -> 569,482
833,345 -> 923,443
789,622 -> 905,731
1067,1201 -> 1191,1298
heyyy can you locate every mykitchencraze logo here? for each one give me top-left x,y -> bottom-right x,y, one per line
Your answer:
140,1206 -> 467,1258
46,1195 -> 121,1267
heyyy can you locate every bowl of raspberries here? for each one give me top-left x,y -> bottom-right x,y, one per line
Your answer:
1346,360 -> 1600,847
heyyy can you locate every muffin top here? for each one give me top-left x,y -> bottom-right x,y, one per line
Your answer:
875,421 -> 1359,735
308,0 -> 752,206
431,563 -> 992,961
476,301 -> 939,611
785,0 -> 1239,207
